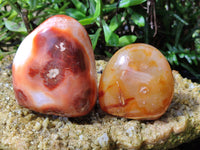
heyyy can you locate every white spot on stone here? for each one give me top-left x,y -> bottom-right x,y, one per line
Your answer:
60,42 -> 66,51
97,133 -> 109,147
55,42 -> 66,52
47,68 -> 59,79
139,86 -> 149,94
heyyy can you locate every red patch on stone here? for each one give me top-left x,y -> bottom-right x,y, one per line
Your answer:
15,89 -> 28,106
29,67 -> 39,77
33,27 -> 87,74
40,60 -> 65,90
73,88 -> 91,112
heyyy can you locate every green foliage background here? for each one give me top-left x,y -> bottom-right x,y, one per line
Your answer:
0,0 -> 200,82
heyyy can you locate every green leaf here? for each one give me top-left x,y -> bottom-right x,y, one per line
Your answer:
175,22 -> 184,47
190,54 -> 198,65
0,32 -> 8,41
0,55 -> 3,61
168,55 -> 173,65
78,16 -> 96,25
59,2 -> 70,11
107,33 -> 119,46
4,19 -> 27,33
104,51 -> 113,58
118,0 -> 147,8
7,0 -> 21,15
29,0 -> 38,9
71,0 -> 87,14
7,10 -> 18,20
118,35 -> 137,47
109,14 -> 123,32
66,8 -> 86,20
88,0 -> 96,15
193,29 -> 200,52
102,19 -> 112,43
184,55 -> 192,64
53,3 -> 59,10
89,28 -> 102,50
166,51 -> 179,65
179,53 -> 185,59
0,0 -> 8,8
130,12 -> 145,27
79,0 -> 101,25
103,0 -> 146,12
102,19 -> 120,46
172,13 -> 188,25
172,53 -> 179,65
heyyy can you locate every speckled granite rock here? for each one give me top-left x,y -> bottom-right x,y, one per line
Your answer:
0,55 -> 200,150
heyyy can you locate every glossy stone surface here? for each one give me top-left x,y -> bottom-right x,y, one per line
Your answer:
99,43 -> 174,120
12,15 -> 97,117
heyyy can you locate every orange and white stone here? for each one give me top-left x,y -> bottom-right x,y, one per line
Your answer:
12,15 -> 97,117
99,43 -> 174,120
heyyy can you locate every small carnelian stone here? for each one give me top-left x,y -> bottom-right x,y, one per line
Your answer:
99,43 -> 174,120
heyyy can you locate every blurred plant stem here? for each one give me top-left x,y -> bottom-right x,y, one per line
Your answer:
7,0 -> 31,33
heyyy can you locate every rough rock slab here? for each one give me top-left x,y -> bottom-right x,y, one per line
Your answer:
0,55 -> 200,150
